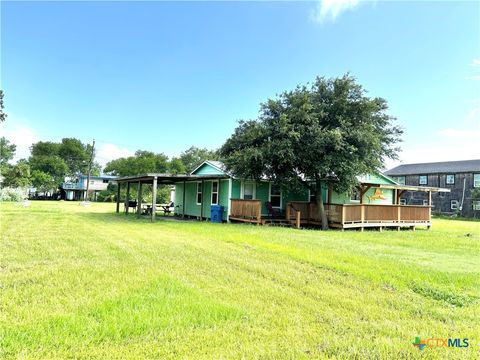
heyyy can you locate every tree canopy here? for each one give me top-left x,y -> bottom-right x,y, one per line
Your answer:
0,90 -> 6,123
104,150 -> 169,176
220,74 -> 403,228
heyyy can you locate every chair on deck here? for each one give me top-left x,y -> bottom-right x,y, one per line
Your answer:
266,201 -> 278,219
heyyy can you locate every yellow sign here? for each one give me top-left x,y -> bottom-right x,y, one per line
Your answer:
368,188 -> 386,201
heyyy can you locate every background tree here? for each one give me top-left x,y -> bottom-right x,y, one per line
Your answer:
1,137 -> 16,174
220,74 -> 402,229
179,146 -> 219,172
58,138 -> 91,176
3,159 -> 31,188
31,170 -> 57,193
0,90 -> 6,122
104,150 -> 169,176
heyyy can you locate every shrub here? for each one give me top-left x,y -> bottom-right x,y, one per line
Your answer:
0,187 -> 27,202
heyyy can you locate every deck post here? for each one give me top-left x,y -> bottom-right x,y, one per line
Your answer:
296,211 -> 301,229
116,182 -> 121,213
137,181 -> 142,218
341,205 -> 346,229
360,204 -> 365,224
182,180 -> 186,218
125,182 -> 131,214
151,176 -> 157,222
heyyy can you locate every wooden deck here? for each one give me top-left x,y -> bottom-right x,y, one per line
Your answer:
229,199 -> 431,230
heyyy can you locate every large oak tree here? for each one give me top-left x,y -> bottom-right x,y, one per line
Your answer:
220,74 -> 402,229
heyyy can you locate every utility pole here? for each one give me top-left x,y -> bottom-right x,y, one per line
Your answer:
84,139 -> 95,201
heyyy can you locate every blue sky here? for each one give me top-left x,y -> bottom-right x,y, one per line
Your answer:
1,0 -> 479,169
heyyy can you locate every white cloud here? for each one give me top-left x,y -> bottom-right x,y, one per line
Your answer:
385,141 -> 480,170
437,128 -> 480,139
471,58 -> 480,67
464,106 -> 480,126
465,75 -> 480,81
95,143 -> 134,167
311,0 -> 361,23
0,118 -> 38,163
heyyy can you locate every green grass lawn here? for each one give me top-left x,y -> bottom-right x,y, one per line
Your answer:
1,201 -> 479,359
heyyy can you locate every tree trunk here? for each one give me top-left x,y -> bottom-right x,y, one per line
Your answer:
315,180 -> 329,230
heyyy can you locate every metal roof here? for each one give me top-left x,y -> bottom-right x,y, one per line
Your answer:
115,173 -> 228,184
384,159 -> 480,176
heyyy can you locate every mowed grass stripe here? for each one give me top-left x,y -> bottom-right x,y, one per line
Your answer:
0,202 -> 478,359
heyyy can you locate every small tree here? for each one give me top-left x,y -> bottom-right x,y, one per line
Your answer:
471,188 -> 480,219
220,74 -> 402,229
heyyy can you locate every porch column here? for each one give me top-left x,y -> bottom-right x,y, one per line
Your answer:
182,180 -> 186,218
200,179 -> 204,220
116,182 -> 121,213
151,177 -> 157,222
125,182 -> 131,214
137,181 -> 142,218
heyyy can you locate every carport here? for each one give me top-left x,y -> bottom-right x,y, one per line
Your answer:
115,173 -> 226,222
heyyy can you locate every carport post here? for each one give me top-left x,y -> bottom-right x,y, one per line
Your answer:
137,181 -> 142,218
125,182 -> 131,214
116,182 -> 121,213
151,176 -> 157,222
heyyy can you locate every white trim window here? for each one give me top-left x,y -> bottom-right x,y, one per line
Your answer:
308,189 -> 316,203
242,181 -> 255,200
474,174 -> 480,188
473,201 -> 480,211
269,184 -> 282,208
419,175 -> 428,185
399,199 -> 407,205
196,182 -> 202,205
446,174 -> 455,185
396,176 -> 406,185
211,181 -> 219,205
422,200 -> 429,206
451,200 -> 459,210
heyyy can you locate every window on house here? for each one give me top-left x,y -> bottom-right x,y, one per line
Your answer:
103,179 -> 109,184
446,174 -> 455,185
211,181 -> 218,204
396,176 -> 406,185
451,200 -> 459,210
243,182 -> 254,200
419,175 -> 427,185
196,182 -> 202,205
474,174 -> 480,188
399,199 -> 407,205
422,200 -> 429,206
350,188 -> 360,202
270,185 -> 281,208
308,189 -> 316,203
473,201 -> 480,211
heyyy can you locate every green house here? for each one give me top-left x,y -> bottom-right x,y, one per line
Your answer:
116,160 -> 449,229
174,160 -> 401,221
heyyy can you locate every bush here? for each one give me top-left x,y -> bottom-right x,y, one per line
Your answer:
0,187 -> 28,202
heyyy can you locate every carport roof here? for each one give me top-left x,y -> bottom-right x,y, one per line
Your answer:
115,173 -> 228,184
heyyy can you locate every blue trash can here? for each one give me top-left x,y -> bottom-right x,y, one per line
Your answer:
211,205 -> 224,223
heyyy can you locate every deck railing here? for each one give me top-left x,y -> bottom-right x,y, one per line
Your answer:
230,199 -> 262,223
287,202 -> 431,228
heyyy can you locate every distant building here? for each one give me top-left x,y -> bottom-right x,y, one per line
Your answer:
384,160 -> 480,217
61,174 -> 117,201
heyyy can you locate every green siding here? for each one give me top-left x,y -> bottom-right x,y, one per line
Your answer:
192,163 -> 225,176
174,180 -> 230,220
358,173 -> 397,185
256,182 -> 270,215
231,180 -> 241,199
